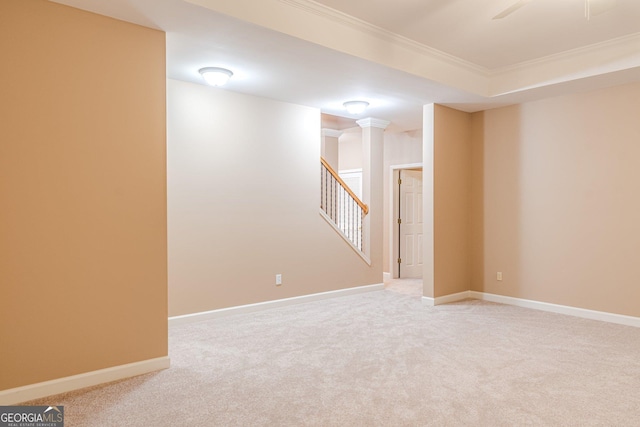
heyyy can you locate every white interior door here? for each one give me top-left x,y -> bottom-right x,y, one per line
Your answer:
399,169 -> 423,278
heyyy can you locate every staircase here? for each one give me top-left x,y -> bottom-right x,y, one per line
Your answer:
320,157 -> 368,255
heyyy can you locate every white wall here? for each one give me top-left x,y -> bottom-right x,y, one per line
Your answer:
167,79 -> 380,316
338,127 -> 363,171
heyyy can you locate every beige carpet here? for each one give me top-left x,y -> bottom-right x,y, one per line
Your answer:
26,282 -> 640,426
384,277 -> 423,297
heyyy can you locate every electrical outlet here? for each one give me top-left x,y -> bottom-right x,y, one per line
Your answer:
275,274 -> 282,286
497,272 -> 503,281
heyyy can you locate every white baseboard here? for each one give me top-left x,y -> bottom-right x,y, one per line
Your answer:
422,291 -> 470,307
169,283 -> 385,326
435,291 -> 471,305
383,272 -> 391,282
469,291 -> 640,328
0,356 -> 170,405
426,289 -> 640,328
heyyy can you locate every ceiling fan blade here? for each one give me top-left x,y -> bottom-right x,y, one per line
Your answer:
587,0 -> 616,16
493,0 -> 533,20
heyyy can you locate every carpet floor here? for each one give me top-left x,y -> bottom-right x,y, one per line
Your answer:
26,281 -> 640,426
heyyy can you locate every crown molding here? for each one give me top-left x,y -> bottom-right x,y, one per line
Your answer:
277,0 -> 640,99
492,32 -> 640,77
356,118 -> 390,130
278,0 -> 490,76
185,0 -> 490,96
489,31 -> 640,96
186,0 -> 639,102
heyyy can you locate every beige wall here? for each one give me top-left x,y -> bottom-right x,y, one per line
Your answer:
471,82 -> 640,317
0,0 -> 167,390
433,105 -> 472,297
167,79 -> 380,316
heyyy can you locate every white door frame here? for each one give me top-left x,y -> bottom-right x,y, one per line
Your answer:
389,163 -> 423,279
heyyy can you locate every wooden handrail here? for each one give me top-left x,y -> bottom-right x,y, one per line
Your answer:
321,157 -> 369,215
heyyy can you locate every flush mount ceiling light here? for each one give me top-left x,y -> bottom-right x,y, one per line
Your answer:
343,100 -> 369,115
199,67 -> 233,87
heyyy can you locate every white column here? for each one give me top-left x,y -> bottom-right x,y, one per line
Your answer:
422,104 -> 435,299
321,128 -> 342,170
357,118 -> 390,273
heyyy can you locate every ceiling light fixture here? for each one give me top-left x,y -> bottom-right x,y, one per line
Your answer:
199,67 -> 233,87
343,100 -> 369,115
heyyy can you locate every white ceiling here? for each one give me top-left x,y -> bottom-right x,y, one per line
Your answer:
51,0 -> 640,131
313,0 -> 640,69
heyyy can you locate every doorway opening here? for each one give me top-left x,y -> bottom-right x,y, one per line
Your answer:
390,165 -> 423,279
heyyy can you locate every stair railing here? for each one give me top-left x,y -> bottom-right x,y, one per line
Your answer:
320,157 -> 368,251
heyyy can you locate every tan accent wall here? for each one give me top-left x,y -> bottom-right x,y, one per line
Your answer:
0,1 -> 167,390
471,82 -> 640,317
433,105 -> 472,297
167,79 -> 380,316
